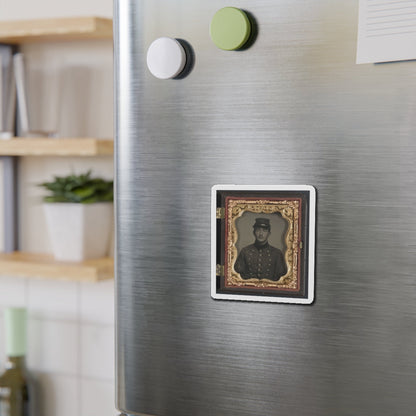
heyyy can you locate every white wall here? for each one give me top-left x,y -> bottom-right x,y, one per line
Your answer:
0,1 -> 116,416
0,0 -> 112,21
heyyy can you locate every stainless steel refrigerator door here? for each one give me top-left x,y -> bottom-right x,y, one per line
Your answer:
114,0 -> 416,415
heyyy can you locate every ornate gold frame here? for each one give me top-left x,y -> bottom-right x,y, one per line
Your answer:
225,198 -> 300,290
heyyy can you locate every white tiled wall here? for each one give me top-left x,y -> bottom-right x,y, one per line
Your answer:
0,278 -> 116,416
0,1 -> 116,415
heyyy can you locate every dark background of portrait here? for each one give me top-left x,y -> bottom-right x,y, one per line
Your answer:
235,212 -> 288,253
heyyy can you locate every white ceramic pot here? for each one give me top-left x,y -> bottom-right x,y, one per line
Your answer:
43,202 -> 113,262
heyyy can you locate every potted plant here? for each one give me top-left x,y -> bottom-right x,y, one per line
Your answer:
39,171 -> 113,262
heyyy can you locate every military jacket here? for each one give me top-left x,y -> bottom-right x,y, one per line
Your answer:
234,242 -> 287,281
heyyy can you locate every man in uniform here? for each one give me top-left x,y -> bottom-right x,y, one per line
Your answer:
234,218 -> 287,281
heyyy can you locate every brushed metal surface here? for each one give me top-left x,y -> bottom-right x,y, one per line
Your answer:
115,0 -> 416,415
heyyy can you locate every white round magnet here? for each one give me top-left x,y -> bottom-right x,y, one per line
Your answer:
146,37 -> 187,80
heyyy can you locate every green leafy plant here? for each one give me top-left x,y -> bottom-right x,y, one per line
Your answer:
39,171 -> 113,204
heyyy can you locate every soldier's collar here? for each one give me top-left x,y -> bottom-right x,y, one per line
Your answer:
254,241 -> 270,249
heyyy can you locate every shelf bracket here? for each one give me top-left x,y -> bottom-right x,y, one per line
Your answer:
1,156 -> 18,252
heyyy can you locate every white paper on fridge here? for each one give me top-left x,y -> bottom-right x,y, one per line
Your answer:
357,0 -> 416,64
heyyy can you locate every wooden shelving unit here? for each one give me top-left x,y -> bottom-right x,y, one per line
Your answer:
0,17 -> 113,44
0,138 -> 113,156
0,17 -> 115,281
0,252 -> 114,282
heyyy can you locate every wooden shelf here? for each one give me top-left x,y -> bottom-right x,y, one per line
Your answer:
0,17 -> 112,44
0,137 -> 113,156
0,252 -> 113,282
0,18 -> 114,283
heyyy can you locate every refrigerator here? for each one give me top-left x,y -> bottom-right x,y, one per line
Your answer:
114,1 -> 416,415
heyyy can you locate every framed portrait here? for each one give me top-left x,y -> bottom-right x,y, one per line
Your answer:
211,185 -> 316,304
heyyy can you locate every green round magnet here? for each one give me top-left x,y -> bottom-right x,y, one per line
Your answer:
210,7 -> 251,51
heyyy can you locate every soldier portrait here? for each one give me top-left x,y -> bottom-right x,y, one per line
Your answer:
234,217 -> 287,281
212,185 -> 316,304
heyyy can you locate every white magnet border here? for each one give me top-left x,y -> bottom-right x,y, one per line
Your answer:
211,184 -> 316,305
